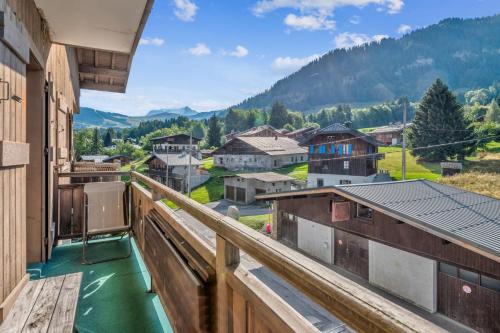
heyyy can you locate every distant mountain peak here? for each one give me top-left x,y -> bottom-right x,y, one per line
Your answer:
147,106 -> 198,117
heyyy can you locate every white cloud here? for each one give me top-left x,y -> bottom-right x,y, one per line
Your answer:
252,0 -> 404,16
334,32 -> 387,49
188,43 -> 211,56
139,37 -> 165,46
173,0 -> 198,21
272,54 -> 321,74
397,24 -> 411,34
229,45 -> 249,58
284,14 -> 335,31
349,15 -> 361,24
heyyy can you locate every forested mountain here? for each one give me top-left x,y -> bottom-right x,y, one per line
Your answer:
75,107 -> 222,129
236,15 -> 500,112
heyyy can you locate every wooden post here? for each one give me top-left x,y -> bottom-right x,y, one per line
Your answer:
271,200 -> 280,240
216,235 -> 240,333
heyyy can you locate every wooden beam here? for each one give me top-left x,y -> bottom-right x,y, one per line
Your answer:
131,172 -> 446,333
78,65 -> 127,79
216,235 -> 239,333
79,81 -> 125,93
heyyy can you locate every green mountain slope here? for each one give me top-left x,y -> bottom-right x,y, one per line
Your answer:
237,15 -> 500,112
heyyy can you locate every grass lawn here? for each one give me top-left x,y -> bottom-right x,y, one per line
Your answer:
378,146 -> 441,181
239,214 -> 271,231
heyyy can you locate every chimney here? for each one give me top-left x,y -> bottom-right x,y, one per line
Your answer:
275,135 -> 278,140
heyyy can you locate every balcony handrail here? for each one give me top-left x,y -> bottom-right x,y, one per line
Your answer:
58,171 -> 131,178
130,171 -> 444,333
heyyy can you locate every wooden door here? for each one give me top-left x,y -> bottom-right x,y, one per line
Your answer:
225,185 -> 234,201
0,41 -> 28,304
334,229 -> 369,279
236,187 -> 246,203
438,272 -> 500,333
280,214 -> 297,248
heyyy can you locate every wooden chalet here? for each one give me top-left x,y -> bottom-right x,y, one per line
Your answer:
213,136 -> 308,171
303,123 -> 386,187
0,1 -> 459,332
367,123 -> 409,146
256,180 -> 500,333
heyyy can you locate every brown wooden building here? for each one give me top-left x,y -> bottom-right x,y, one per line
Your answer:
257,180 -> 500,333
303,123 -> 386,187
0,0 -> 152,320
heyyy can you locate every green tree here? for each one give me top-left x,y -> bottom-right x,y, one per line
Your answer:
485,100 -> 500,122
207,113 -> 222,148
90,128 -> 103,154
192,122 -> 206,140
407,79 -> 473,161
103,128 -> 113,147
246,110 -> 257,129
269,101 -> 288,128
74,129 -> 94,159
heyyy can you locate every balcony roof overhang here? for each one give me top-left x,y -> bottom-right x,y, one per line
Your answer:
34,0 -> 154,93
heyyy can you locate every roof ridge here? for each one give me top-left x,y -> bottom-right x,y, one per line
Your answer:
336,179 -> 421,188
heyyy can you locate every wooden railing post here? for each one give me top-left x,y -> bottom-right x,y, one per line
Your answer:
216,235 -> 240,333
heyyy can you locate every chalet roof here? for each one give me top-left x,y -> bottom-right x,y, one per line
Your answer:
256,180 -> 500,262
80,155 -> 109,163
35,0 -> 154,94
369,123 -> 412,134
304,123 -> 384,146
151,133 -> 202,143
227,172 -> 294,183
102,155 -> 130,162
235,136 -> 307,156
146,153 -> 202,166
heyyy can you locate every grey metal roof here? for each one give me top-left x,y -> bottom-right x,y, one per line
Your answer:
336,180 -> 500,260
236,136 -> 307,156
255,180 -> 500,261
230,172 -> 294,182
147,153 -> 202,166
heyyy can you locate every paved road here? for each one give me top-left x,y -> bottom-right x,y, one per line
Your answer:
205,199 -> 272,216
173,208 -> 351,333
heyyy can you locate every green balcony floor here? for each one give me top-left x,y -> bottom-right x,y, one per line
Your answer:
28,237 -> 172,333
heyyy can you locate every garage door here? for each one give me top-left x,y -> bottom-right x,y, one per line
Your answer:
225,185 -> 235,201
236,187 -> 246,203
334,229 -> 369,279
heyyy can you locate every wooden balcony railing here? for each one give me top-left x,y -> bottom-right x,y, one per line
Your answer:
55,170 -> 445,332
129,171 -> 445,333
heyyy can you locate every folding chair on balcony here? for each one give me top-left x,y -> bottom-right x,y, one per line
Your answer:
82,181 -> 131,264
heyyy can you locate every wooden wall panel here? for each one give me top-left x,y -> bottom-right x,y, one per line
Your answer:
1,0 -> 80,310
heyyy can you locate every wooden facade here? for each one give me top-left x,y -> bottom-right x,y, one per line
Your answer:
0,0 -> 80,315
307,132 -> 381,176
272,192 -> 500,332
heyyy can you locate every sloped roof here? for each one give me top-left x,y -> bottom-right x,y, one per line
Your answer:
256,180 -> 500,262
237,136 -> 307,156
369,123 -> 412,134
304,123 -> 384,146
228,172 -> 294,182
150,133 -> 202,143
146,153 -> 202,166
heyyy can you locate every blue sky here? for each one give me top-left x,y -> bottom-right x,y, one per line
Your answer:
81,0 -> 500,116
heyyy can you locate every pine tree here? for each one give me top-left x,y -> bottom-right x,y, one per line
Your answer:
407,79 -> 473,161
103,129 -> 113,147
269,101 -> 288,128
90,128 -> 103,154
207,114 -> 222,148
